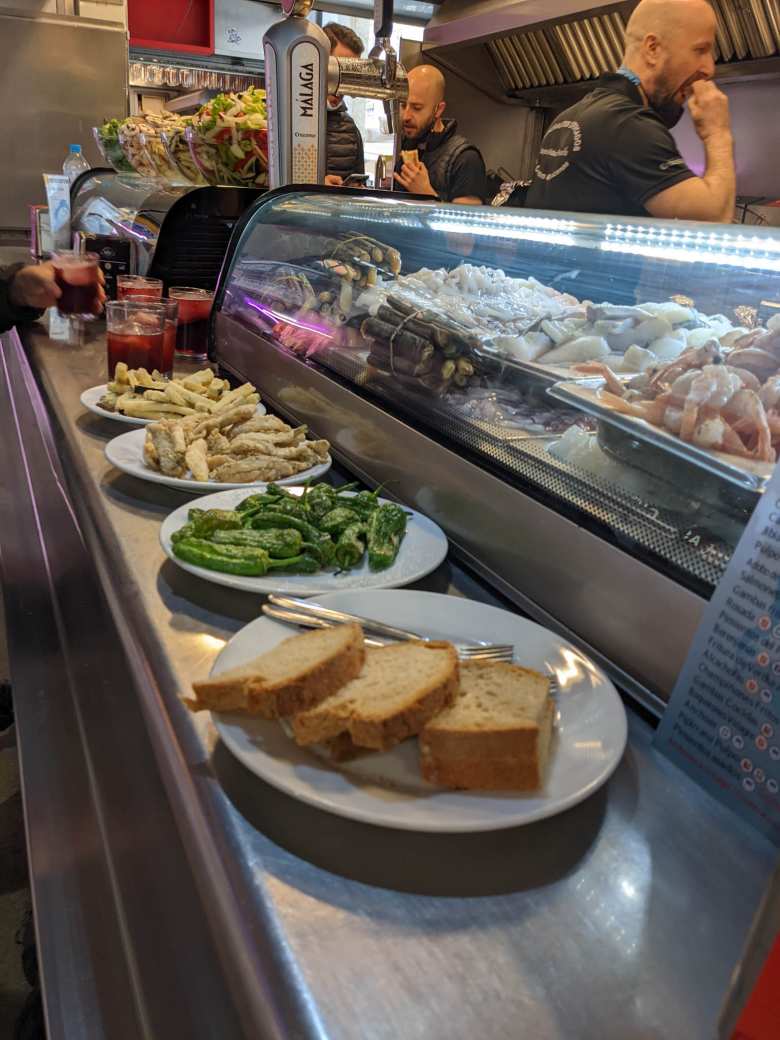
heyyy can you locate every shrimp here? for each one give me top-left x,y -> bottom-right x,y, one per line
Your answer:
759,374 -> 780,412
723,389 -> 775,463
679,365 -> 743,442
575,361 -> 626,395
646,342 -> 723,393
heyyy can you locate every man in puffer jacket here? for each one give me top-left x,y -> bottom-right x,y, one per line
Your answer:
323,23 -> 366,186
0,262 -> 59,334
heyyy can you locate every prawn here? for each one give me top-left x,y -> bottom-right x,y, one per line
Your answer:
723,389 -> 775,463
679,365 -> 743,443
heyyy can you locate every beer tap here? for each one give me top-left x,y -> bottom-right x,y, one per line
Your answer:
263,0 -> 407,189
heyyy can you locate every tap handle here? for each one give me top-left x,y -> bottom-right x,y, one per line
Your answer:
374,0 -> 394,40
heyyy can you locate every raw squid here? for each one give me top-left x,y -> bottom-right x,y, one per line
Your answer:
620,345 -> 657,373
491,332 -> 551,362
638,301 -> 695,325
543,335 -> 610,363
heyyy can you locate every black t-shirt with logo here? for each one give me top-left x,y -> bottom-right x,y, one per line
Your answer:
526,74 -> 696,217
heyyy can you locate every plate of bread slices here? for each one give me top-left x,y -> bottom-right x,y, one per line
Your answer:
187,590 -> 627,832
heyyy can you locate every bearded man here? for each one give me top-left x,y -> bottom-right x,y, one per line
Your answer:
526,0 -> 735,222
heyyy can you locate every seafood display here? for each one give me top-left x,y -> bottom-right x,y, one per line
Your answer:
577,341 -> 780,465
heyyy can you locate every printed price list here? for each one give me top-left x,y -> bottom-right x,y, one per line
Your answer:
656,487 -> 780,845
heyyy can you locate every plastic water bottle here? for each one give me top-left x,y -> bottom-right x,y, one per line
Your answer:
63,144 -> 90,185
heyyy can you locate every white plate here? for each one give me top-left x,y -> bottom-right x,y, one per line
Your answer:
160,487 -> 448,594
81,383 -> 267,427
211,590 -> 627,832
105,427 -> 332,493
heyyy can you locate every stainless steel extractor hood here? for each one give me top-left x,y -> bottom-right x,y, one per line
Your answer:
424,0 -> 780,101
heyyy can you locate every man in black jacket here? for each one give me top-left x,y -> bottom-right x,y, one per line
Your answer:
323,23 -> 366,187
0,263 -> 59,333
394,65 -> 486,205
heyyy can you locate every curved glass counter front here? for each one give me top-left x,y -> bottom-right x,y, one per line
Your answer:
214,190 -> 780,601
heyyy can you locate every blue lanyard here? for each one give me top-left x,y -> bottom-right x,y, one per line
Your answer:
616,66 -> 641,87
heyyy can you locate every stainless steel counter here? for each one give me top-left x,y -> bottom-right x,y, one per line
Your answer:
1,317 -> 777,1040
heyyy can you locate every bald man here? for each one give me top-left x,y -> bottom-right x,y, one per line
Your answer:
526,0 -> 735,222
394,65 -> 486,204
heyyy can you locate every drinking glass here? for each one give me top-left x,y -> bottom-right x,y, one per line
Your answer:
116,275 -> 163,301
105,301 -> 167,380
52,251 -> 100,319
169,287 -> 214,360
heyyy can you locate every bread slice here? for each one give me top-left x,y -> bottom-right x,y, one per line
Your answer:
291,641 -> 459,752
401,148 -> 419,166
186,623 -> 365,719
419,660 -> 554,790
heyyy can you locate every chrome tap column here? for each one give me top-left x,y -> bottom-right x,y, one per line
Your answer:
263,0 -> 408,189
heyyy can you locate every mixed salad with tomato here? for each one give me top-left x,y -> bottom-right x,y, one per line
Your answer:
188,87 -> 269,187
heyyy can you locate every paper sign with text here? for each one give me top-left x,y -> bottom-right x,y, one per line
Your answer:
655,471 -> 780,845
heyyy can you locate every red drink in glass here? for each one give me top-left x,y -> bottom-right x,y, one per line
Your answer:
116,275 -> 163,301
52,251 -> 100,318
105,301 -> 167,380
169,287 -> 214,359
107,328 -> 165,371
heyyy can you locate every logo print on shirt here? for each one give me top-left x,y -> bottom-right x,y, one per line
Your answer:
659,158 -> 685,171
534,120 -> 582,182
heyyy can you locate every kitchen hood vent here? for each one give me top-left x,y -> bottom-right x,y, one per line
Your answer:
429,1 -> 780,96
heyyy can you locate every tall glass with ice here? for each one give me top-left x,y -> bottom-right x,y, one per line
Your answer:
105,301 -> 169,378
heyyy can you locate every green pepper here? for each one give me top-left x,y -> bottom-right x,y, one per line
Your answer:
269,498 -> 309,520
318,506 -> 362,536
303,482 -> 339,520
367,502 -> 407,571
334,522 -> 366,571
346,489 -> 382,519
269,551 -> 320,574
173,537 -> 270,576
211,527 -> 303,558
171,521 -> 195,545
249,511 -> 335,565
236,491 -> 286,514
190,509 -> 243,539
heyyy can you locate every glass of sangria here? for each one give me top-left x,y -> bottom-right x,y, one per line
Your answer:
126,295 -> 178,377
169,286 -> 214,360
116,275 -> 163,301
106,301 -> 168,379
51,251 -> 101,319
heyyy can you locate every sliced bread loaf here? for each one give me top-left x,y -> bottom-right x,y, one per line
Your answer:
291,641 -> 459,751
187,623 -> 365,718
419,660 -> 553,790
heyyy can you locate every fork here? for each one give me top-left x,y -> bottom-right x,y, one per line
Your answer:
262,600 -> 515,662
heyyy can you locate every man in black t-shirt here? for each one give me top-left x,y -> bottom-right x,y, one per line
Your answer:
394,65 -> 486,205
526,0 -> 735,222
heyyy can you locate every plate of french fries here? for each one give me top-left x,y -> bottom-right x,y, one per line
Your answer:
105,402 -> 332,492
80,364 -> 265,426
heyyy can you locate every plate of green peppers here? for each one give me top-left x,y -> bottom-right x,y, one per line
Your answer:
159,480 -> 449,594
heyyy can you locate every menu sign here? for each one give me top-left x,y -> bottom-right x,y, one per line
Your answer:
655,473 -> 780,845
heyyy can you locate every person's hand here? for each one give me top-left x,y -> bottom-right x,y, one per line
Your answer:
688,80 -> 731,141
9,262 -> 61,310
394,160 -> 437,197
10,261 -> 106,314
324,174 -> 344,188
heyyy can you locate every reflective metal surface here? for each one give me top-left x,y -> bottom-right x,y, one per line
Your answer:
0,10 -> 128,231
7,319 -> 777,1039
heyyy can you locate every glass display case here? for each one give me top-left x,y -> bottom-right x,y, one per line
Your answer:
211,188 -> 780,710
